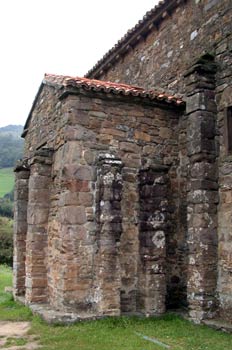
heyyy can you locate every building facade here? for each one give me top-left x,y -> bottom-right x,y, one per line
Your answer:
14,0 -> 232,324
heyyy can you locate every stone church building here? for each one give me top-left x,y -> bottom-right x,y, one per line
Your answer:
14,0 -> 232,324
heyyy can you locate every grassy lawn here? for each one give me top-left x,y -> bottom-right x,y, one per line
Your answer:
0,265 -> 232,350
0,167 -> 14,197
0,265 -> 32,321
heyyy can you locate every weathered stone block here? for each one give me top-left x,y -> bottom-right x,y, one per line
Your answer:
134,130 -> 151,142
65,125 -> 96,141
27,207 -> 50,225
29,176 -> 50,190
59,206 -> 87,225
119,142 -> 140,153
62,165 -> 95,181
65,180 -> 90,192
190,162 -> 217,181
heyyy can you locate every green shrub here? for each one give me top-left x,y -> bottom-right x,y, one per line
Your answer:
0,198 -> 13,218
0,217 -> 13,266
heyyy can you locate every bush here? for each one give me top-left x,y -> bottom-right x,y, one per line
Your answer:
0,217 -> 13,266
4,189 -> 14,201
0,190 -> 14,218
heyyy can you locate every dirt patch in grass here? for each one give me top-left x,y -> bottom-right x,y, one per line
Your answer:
0,321 -> 30,337
0,321 -> 40,349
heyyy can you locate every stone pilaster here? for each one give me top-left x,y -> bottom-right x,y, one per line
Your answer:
120,166 -> 140,314
13,161 -> 30,297
50,140 -> 95,312
185,54 -> 218,322
25,148 -> 53,304
137,163 -> 169,316
95,154 -> 123,316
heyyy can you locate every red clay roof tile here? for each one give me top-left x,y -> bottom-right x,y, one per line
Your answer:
44,73 -> 184,106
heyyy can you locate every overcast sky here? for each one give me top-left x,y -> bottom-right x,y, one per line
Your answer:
0,0 -> 158,128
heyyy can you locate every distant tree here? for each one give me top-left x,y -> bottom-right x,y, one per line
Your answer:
0,217 -> 13,266
0,125 -> 24,168
0,198 -> 13,218
0,189 -> 14,218
4,189 -> 14,201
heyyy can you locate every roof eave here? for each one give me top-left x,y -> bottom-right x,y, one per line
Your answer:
86,0 -> 183,79
21,82 -> 45,138
59,85 -> 185,110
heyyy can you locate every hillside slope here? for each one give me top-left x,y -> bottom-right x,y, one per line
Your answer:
0,125 -> 24,168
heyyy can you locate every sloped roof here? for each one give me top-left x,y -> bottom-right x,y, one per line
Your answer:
44,73 -> 184,105
86,0 -> 183,79
22,73 -> 184,137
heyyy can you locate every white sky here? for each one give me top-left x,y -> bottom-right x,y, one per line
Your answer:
0,0 -> 158,128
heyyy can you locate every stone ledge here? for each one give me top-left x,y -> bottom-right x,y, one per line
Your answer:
30,304 -> 102,324
202,319 -> 232,333
15,297 -> 232,331
15,296 -> 102,324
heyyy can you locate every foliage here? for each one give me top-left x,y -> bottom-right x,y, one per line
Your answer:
0,125 -> 24,169
0,265 -> 32,320
0,266 -> 232,350
0,169 -> 15,266
0,167 -> 14,198
0,198 -> 13,218
0,217 -> 13,266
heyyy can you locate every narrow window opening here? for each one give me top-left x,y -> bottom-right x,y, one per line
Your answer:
227,107 -> 232,153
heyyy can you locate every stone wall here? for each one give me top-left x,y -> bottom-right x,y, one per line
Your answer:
215,34 -> 232,321
18,85 -> 183,316
89,0 -> 232,322
94,0 -> 231,95
51,91 -> 181,315
14,164 -> 30,297
185,55 -> 218,323
23,84 -> 65,158
92,0 -> 232,314
14,0 -> 232,322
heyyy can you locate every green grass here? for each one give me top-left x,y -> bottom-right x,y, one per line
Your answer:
0,167 -> 14,197
0,265 -> 32,321
0,265 -> 232,350
4,337 -> 28,347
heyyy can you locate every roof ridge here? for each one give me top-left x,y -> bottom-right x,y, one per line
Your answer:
85,0 -> 183,79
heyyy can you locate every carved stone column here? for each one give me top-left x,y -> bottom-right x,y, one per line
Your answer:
138,163 -> 169,316
94,154 -> 123,316
185,54 -> 218,322
120,166 -> 140,314
25,148 -> 53,304
13,161 -> 30,297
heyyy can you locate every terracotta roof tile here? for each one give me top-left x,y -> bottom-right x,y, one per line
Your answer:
86,0 -> 182,78
44,73 -> 184,106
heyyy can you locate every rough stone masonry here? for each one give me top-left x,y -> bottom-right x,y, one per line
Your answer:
14,75 -> 184,321
14,0 -> 232,325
